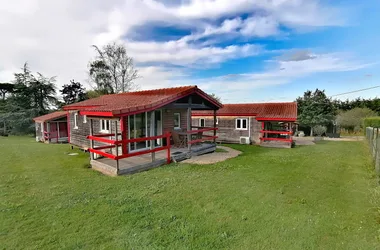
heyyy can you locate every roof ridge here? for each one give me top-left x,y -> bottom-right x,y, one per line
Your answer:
117,85 -> 197,95
224,102 -> 296,105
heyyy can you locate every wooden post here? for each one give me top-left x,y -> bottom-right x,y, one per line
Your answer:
187,96 -> 192,151
213,109 -> 217,144
89,119 -> 94,160
150,111 -> 155,162
115,120 -> 119,173
166,133 -> 171,164
47,122 -> 50,143
57,122 -> 60,143
120,116 -> 127,154
66,112 -> 70,143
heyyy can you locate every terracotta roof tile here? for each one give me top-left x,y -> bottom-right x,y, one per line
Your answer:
33,111 -> 67,122
63,86 -> 222,115
193,102 -> 297,121
255,102 -> 297,120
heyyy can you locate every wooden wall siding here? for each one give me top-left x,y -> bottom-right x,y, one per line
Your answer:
191,116 -> 262,144
250,119 -> 262,144
69,111 -> 121,149
35,122 -> 44,141
162,108 -> 188,133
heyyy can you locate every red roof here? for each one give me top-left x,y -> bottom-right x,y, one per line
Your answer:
33,111 -> 67,122
63,86 -> 222,116
193,102 -> 297,121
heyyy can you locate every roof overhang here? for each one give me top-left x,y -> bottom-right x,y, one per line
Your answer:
192,113 -> 258,116
256,117 -> 297,122
33,114 -> 67,122
76,87 -> 223,118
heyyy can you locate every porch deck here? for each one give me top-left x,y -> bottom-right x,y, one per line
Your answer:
91,143 -> 216,176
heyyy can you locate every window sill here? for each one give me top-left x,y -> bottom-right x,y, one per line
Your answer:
235,128 -> 248,131
74,126 -> 78,130
99,130 -> 110,134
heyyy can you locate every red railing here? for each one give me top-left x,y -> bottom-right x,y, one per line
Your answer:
87,133 -> 172,163
186,127 -> 218,145
260,130 -> 293,143
43,131 -> 50,140
260,137 -> 293,142
260,130 -> 292,135
44,131 -> 59,142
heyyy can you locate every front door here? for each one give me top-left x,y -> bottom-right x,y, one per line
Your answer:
59,122 -> 68,138
50,122 -> 58,143
128,110 -> 162,152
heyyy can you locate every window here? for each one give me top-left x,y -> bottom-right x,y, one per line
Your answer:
199,118 -> 205,127
83,115 -> 87,124
74,113 -> 78,129
236,118 -> 248,130
173,113 -> 181,129
100,119 -> 111,132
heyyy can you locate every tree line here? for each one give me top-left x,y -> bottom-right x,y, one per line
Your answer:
296,89 -> 379,135
0,43 -> 139,135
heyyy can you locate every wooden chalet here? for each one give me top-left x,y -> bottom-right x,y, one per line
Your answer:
33,111 -> 69,143
62,86 -> 222,176
192,102 -> 297,148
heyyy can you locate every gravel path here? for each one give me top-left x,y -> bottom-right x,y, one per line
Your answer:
181,146 -> 242,165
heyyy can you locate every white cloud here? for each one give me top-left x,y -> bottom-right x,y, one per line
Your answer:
151,52 -> 372,102
0,0 -> 350,98
125,40 -> 262,66
240,16 -> 280,37
159,0 -> 343,26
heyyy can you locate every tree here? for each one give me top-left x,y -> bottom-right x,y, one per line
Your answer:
0,83 -> 14,134
61,80 -> 87,105
209,93 -> 222,103
296,89 -> 336,136
0,83 -> 14,100
88,42 -> 139,94
336,108 -> 377,132
86,89 -> 104,99
29,73 -> 58,114
333,97 -> 380,114
4,63 -> 58,134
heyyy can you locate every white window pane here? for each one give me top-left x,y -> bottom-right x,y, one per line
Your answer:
174,113 -> 180,128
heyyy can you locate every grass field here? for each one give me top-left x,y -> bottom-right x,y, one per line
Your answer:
1,137 -> 379,249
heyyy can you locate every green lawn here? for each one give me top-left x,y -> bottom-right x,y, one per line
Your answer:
1,137 -> 379,249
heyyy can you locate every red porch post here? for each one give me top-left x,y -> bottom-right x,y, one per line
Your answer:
89,118 -> 94,160
115,120 -> 119,173
67,112 -> 71,143
120,116 -> 127,154
213,109 -> 217,144
187,96 -> 192,151
166,133 -> 171,164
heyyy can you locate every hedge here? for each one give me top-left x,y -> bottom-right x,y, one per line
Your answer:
364,117 -> 380,128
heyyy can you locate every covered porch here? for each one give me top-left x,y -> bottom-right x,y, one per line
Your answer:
91,143 -> 216,176
33,111 -> 68,143
85,89 -> 222,176
259,119 -> 295,148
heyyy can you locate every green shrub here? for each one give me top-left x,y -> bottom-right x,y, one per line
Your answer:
363,117 -> 380,128
313,125 -> 327,136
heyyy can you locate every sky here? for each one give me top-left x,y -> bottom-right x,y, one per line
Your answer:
0,0 -> 379,103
